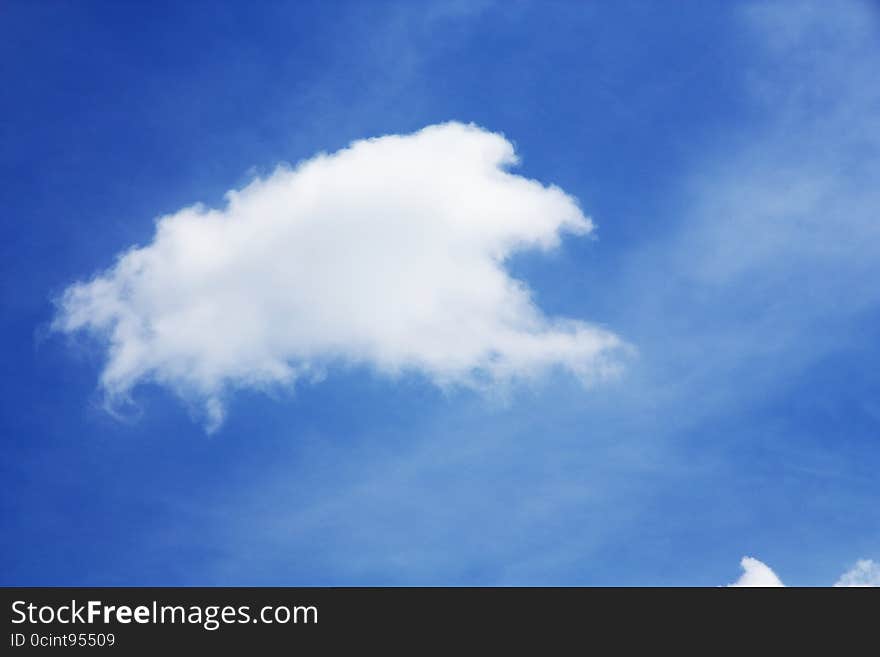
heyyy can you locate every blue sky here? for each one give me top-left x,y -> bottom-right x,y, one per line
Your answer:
2,0 -> 879,586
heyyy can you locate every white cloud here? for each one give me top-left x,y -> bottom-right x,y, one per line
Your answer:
835,560 -> 880,587
728,557 -> 880,587
54,122 -> 626,430
728,557 -> 785,587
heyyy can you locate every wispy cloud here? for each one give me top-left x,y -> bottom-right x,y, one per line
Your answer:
835,560 -> 880,587
604,0 -> 880,421
54,122 -> 626,430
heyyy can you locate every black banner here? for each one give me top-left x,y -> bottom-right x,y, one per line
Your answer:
1,587 -> 872,651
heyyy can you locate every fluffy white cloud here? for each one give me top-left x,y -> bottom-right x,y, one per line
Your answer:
728,557 -> 785,587
54,122 -> 626,430
835,560 -> 880,587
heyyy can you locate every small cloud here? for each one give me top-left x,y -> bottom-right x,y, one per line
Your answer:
54,122 -> 627,430
834,560 -> 880,587
728,556 -> 785,587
